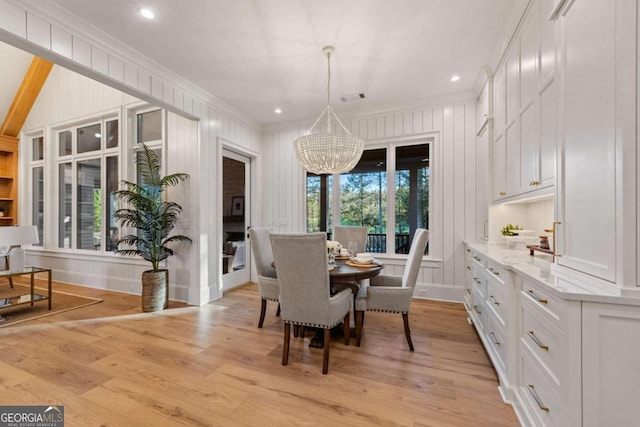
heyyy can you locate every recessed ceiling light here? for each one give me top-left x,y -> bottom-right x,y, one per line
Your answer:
140,8 -> 155,19
450,74 -> 461,82
274,108 -> 282,114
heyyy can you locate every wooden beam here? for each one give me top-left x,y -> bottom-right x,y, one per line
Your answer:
0,57 -> 53,137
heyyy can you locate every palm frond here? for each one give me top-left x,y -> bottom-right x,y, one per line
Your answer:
114,143 -> 192,270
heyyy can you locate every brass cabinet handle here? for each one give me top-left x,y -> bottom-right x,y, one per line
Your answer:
473,305 -> 481,315
527,384 -> 550,413
474,278 -> 482,285
473,256 -> 481,261
466,248 -> 471,253
499,191 -> 506,196
489,295 -> 500,305
467,266 -> 471,271
552,221 -> 561,256
527,289 -> 548,304
466,288 -> 471,294
527,330 -> 549,350
488,267 -> 500,276
489,332 -> 501,346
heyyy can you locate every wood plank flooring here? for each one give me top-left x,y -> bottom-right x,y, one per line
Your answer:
0,281 -> 519,426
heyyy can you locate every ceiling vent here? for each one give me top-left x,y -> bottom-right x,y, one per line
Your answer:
341,93 -> 365,102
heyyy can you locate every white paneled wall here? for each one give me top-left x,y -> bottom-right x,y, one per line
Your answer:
1,0 -> 263,304
262,102 -> 477,301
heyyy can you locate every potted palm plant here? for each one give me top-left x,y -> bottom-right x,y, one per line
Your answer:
114,143 -> 192,312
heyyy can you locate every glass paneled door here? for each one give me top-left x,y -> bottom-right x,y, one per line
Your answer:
222,150 -> 251,290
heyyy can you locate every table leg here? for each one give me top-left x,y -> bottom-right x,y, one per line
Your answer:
48,270 -> 52,310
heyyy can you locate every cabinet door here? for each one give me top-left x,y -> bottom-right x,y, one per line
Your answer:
505,122 -> 520,195
557,0 -> 617,281
494,65 -> 506,140
493,133 -> 506,200
582,302 -> 640,427
477,126 -> 489,238
539,79 -> 556,187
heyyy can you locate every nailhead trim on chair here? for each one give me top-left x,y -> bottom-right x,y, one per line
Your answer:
262,297 -> 279,302
366,308 -> 408,314
284,319 -> 345,329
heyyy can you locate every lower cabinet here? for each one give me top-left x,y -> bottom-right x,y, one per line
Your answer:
463,243 -> 640,426
582,302 -> 640,427
516,277 -> 581,427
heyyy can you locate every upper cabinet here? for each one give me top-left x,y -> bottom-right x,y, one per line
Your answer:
555,0 -> 637,285
492,0 -> 557,201
477,80 -> 491,240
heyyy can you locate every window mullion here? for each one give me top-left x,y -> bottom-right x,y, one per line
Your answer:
386,146 -> 396,256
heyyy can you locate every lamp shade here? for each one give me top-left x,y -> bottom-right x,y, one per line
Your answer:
0,225 -> 39,246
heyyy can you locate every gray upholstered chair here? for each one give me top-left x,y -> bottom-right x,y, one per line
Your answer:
248,228 -> 280,328
270,232 -> 352,375
333,225 -> 368,254
357,228 -> 429,351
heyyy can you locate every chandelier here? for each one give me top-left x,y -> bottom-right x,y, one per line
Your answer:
294,46 -> 364,175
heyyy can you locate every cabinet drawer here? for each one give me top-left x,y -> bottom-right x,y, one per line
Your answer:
486,273 -> 508,327
521,279 -> 567,331
471,286 -> 486,331
486,259 -> 507,284
520,349 -> 565,427
521,301 -> 564,388
471,251 -> 486,268
486,312 -> 508,374
471,272 -> 486,299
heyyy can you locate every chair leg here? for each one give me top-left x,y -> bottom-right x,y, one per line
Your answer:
402,313 -> 414,351
282,323 -> 291,366
322,328 -> 331,374
343,312 -> 350,346
355,310 -> 364,347
293,324 -> 299,337
276,302 -> 281,317
8,277 -> 13,288
258,299 -> 267,328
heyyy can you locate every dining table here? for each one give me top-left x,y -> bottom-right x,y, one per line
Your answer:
309,257 -> 384,347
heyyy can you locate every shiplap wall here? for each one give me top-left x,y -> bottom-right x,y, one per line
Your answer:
262,103 -> 477,301
1,0 -> 262,303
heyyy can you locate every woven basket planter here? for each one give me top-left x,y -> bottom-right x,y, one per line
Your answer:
141,269 -> 168,312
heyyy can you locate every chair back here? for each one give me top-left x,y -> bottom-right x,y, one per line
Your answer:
402,229 -> 429,288
270,232 -> 331,323
249,228 -> 276,278
333,226 -> 368,253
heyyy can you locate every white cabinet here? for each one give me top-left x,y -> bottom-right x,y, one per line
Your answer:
555,0 -> 636,284
477,81 -> 490,239
516,277 -> 582,427
492,0 -> 556,202
582,302 -> 640,427
464,244 -> 518,400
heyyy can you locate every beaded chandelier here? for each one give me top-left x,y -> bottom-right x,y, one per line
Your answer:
294,46 -> 364,175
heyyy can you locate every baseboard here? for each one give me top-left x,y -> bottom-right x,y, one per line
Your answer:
413,282 -> 464,303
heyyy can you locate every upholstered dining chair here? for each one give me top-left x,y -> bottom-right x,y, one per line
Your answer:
333,226 -> 368,254
356,228 -> 429,351
248,228 -> 280,328
270,232 -> 352,375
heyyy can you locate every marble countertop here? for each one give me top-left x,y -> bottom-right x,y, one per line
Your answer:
465,241 -> 640,306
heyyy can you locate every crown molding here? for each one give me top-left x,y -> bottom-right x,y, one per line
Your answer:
262,90 -> 477,134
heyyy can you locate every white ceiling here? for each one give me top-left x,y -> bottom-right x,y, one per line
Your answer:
39,0 -> 522,126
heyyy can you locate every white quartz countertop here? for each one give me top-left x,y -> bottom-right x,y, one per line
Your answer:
465,241 -> 640,306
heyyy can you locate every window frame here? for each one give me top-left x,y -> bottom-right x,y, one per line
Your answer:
308,133 -> 439,259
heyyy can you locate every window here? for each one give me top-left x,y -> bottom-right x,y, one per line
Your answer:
27,105 -> 164,254
28,134 -> 44,246
306,140 -> 431,255
55,115 -> 120,252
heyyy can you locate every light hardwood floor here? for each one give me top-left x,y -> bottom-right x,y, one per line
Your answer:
0,281 -> 519,426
